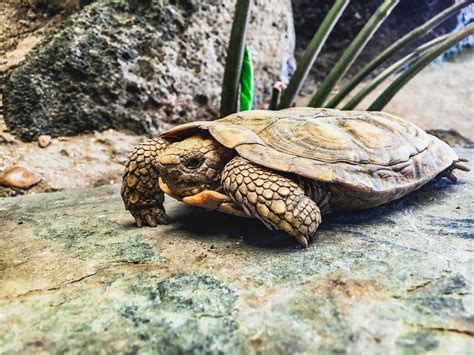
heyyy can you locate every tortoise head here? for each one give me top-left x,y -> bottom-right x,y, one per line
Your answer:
158,133 -> 235,198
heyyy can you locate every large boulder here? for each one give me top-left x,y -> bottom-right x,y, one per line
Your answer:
4,0 -> 295,141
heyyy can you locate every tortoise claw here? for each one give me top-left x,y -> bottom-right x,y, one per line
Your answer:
145,214 -> 158,227
134,216 -> 143,228
294,235 -> 309,248
445,172 -> 458,183
452,162 -> 470,172
437,159 -> 470,183
130,206 -> 170,227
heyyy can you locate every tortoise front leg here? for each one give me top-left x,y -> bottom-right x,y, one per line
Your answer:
221,157 -> 321,248
121,137 -> 171,227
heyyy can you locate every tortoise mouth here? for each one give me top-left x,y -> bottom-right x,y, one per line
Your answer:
158,178 -> 249,218
159,177 -> 230,208
158,177 -> 183,201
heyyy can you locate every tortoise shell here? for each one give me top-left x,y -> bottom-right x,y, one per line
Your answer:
162,107 -> 457,208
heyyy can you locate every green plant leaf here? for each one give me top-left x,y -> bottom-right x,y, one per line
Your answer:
342,34 -> 448,110
220,0 -> 253,118
326,0 -> 474,109
239,45 -> 254,111
278,0 -> 349,109
307,0 -> 399,108
368,23 -> 474,111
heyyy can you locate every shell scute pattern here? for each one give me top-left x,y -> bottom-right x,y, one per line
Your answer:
252,110 -> 430,166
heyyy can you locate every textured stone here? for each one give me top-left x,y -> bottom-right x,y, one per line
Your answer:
4,0 -> 295,141
0,149 -> 472,353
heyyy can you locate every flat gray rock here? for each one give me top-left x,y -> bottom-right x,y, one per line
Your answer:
1,149 -> 473,353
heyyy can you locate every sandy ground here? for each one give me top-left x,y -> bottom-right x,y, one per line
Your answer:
0,123 -> 140,196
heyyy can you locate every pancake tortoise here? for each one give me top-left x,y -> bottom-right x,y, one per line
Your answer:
121,107 -> 469,248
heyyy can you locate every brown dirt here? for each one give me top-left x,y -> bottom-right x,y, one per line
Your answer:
0,119 -> 140,196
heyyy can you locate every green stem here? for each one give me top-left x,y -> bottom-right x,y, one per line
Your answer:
220,0 -> 252,118
368,23 -> 474,111
308,0 -> 399,108
326,0 -> 474,108
278,0 -> 349,109
342,34 -> 448,110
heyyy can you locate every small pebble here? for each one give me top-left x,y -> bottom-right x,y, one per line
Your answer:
0,166 -> 41,190
37,135 -> 52,148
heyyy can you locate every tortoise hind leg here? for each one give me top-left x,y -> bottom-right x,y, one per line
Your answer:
221,157 -> 322,248
436,158 -> 470,183
121,137 -> 171,227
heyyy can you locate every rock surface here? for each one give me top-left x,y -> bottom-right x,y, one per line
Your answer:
1,150 -> 473,353
4,0 -> 295,141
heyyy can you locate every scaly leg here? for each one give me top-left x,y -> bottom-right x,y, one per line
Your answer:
221,157 -> 322,247
121,137 -> 171,227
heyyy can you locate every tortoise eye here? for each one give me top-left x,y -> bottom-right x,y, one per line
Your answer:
185,157 -> 203,169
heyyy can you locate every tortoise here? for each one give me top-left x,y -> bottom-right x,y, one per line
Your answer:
121,107 -> 469,247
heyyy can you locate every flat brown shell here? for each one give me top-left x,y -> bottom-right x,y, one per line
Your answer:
161,107 -> 457,197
